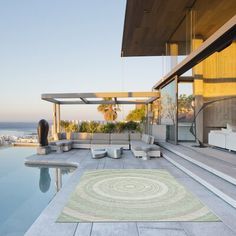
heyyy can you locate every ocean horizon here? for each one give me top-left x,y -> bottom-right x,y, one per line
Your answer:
0,122 -> 39,136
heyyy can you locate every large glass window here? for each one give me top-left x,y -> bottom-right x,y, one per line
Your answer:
178,82 -> 195,141
160,78 -> 177,143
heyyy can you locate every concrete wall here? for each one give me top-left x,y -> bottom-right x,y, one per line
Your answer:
178,123 -> 195,141
151,125 -> 166,142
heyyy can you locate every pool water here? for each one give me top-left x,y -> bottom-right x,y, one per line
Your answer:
0,147 -> 75,236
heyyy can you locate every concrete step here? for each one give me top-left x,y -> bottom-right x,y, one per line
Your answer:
162,149 -> 236,209
160,142 -> 236,186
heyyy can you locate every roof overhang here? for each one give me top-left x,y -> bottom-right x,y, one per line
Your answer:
121,0 -> 236,57
42,92 -> 160,105
153,15 -> 236,89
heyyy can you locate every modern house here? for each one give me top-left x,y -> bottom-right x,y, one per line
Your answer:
21,2 -> 236,236
121,0 -> 236,146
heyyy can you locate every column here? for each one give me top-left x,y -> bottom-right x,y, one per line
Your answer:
145,104 -> 149,134
169,43 -> 178,69
192,38 -> 204,143
56,104 -> 61,133
147,103 -> 153,135
53,103 -> 57,140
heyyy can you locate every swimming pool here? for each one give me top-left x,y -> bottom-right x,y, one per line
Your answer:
0,147 -> 75,236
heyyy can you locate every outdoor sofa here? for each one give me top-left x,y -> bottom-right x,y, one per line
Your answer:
50,132 -> 130,152
209,124 -> 236,152
49,132 -> 161,157
50,133 -> 73,153
130,133 -> 161,158
71,132 -> 130,149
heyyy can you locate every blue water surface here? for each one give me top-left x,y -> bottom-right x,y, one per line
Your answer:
0,147 -> 74,236
0,122 -> 38,136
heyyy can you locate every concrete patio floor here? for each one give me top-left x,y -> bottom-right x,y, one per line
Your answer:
24,149 -> 236,236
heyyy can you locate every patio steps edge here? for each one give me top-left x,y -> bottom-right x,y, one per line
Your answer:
162,149 -> 236,209
159,143 -> 236,186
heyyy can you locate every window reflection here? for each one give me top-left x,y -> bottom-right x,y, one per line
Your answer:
39,168 -> 51,193
160,79 -> 177,143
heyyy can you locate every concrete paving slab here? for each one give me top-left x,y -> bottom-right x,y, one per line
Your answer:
181,222 -> 236,236
24,149 -> 236,236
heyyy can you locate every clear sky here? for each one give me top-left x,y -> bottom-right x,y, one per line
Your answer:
0,1 -> 190,122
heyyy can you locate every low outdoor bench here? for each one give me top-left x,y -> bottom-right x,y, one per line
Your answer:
50,140 -> 73,153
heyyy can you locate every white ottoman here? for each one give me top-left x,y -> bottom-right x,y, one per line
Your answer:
107,147 -> 122,159
91,148 -> 107,159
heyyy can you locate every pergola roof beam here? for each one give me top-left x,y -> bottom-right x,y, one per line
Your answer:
80,97 -> 89,104
42,92 -> 159,99
41,91 -> 160,105
145,97 -> 159,104
43,98 -> 60,104
58,100 -> 147,105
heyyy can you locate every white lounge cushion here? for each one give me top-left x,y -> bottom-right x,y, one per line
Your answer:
226,132 -> 236,151
110,133 -> 129,141
53,140 -> 72,146
110,140 -> 129,144
221,128 -> 231,133
227,123 -> 236,132
91,140 -> 110,144
130,133 -> 141,141
148,144 -> 160,151
71,132 -> 91,140
92,133 -> 110,140
141,134 -> 150,144
130,140 -> 145,146
149,136 -> 155,144
208,131 -> 226,149
131,141 -> 149,150
73,140 -> 91,144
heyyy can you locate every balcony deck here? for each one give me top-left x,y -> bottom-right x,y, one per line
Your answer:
25,148 -> 236,236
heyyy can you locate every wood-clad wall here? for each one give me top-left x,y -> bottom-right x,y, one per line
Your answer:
193,40 -> 236,143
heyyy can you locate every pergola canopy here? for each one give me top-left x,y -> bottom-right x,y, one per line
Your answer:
42,92 -> 160,105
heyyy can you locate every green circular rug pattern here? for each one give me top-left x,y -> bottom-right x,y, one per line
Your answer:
57,169 -> 219,222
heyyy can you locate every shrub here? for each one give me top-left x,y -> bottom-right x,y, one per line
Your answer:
115,122 -> 126,133
88,121 -> 100,133
100,123 -> 116,133
69,123 -> 79,132
60,121 -> 79,133
70,120 -> 142,133
79,121 -> 90,132
60,120 -> 70,132
124,121 -> 139,132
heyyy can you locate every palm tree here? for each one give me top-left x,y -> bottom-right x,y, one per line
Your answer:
97,98 -> 120,122
126,105 -> 145,122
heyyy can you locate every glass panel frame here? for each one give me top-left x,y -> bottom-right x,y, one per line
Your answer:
160,76 -> 178,144
177,82 -> 196,142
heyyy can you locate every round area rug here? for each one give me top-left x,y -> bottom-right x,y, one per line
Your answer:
57,169 -> 219,222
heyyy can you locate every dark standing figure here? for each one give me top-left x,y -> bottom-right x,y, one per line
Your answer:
38,119 -> 49,146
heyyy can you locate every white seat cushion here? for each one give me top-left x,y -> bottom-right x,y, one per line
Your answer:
141,134 -> 150,144
130,133 -> 141,141
73,140 -> 91,144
